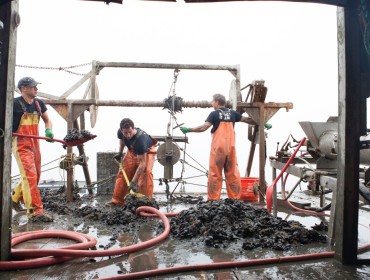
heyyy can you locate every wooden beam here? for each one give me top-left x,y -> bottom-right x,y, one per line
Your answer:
335,5 -> 361,264
96,61 -> 239,72
78,0 -> 123,4
0,0 -> 18,261
82,0 -> 349,7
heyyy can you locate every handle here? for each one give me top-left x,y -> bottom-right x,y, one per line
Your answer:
114,159 -> 130,186
12,133 -> 67,145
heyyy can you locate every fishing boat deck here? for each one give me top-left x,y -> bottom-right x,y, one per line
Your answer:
3,190 -> 370,280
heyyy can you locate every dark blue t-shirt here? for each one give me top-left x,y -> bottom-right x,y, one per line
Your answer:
205,108 -> 242,133
12,97 -> 47,132
117,128 -> 153,155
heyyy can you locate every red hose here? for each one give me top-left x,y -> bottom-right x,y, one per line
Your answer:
266,137 -> 306,213
99,244 -> 370,280
139,211 -> 178,217
98,251 -> 334,280
0,206 -> 170,270
3,201 -> 370,279
282,172 -> 330,217
0,230 -> 96,270
98,243 -> 370,280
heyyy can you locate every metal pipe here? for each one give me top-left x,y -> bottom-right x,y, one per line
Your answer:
44,99 -> 213,108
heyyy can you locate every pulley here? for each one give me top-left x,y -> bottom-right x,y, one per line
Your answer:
156,138 -> 181,180
157,142 -> 181,166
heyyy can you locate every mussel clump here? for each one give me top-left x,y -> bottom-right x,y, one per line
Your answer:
165,198 -> 327,250
39,186 -> 159,227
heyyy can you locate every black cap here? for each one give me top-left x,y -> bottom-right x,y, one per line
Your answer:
17,77 -> 41,89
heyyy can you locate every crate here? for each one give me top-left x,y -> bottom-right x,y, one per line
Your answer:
96,152 -> 118,195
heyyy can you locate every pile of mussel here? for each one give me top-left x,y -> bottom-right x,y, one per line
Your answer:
165,198 -> 327,251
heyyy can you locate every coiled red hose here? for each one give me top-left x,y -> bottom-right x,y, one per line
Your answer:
2,197 -> 370,279
0,206 -> 170,270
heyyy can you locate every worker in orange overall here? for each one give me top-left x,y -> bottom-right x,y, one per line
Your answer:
12,77 -> 54,222
106,118 -> 157,207
180,93 -> 256,200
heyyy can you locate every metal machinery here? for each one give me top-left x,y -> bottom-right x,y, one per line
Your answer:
269,116 -> 370,218
39,61 -> 294,201
234,80 -> 293,201
41,61 -> 242,201
155,78 -> 294,200
153,70 -> 188,198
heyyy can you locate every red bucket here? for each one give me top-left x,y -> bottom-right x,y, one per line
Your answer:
240,177 -> 259,202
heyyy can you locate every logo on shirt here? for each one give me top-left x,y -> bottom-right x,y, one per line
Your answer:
218,110 -> 231,120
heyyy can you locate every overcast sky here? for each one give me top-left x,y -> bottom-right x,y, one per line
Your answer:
12,0 -> 340,192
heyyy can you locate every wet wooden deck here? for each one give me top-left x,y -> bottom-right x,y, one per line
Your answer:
2,192 -> 370,280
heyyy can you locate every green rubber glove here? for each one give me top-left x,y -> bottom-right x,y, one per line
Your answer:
264,123 -> 272,130
45,128 -> 54,142
180,127 -> 191,134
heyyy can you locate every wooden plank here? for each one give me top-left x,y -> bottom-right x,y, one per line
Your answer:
182,0 -> 348,6
97,61 -> 239,72
335,6 -> 361,264
60,70 -> 95,99
0,0 -> 18,261
88,0 -> 348,7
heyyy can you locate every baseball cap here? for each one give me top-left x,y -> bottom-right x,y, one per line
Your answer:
17,77 -> 41,89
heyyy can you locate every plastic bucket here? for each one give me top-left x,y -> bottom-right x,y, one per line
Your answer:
240,177 -> 259,202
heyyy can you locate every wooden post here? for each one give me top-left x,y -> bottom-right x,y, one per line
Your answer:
73,118 -> 93,195
66,103 -> 74,202
0,0 -> 19,261
335,5 -> 361,264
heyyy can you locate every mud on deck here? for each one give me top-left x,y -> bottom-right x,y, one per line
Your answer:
3,187 -> 370,280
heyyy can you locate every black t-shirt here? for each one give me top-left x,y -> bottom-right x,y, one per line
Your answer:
117,128 -> 153,155
12,97 -> 47,132
205,108 -> 242,133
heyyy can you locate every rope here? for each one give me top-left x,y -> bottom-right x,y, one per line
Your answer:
80,174 -> 116,189
61,153 -> 74,172
41,157 -> 63,168
11,156 -> 65,180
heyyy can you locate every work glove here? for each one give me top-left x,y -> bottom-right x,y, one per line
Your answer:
180,127 -> 191,134
113,152 -> 123,161
45,128 -> 54,142
128,181 -> 139,193
264,123 -> 272,130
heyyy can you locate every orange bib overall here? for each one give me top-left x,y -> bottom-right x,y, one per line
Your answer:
12,110 -> 44,217
208,122 -> 241,200
112,145 -> 156,205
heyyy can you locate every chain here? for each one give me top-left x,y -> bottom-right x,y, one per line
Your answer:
165,69 -> 182,136
16,62 -> 92,76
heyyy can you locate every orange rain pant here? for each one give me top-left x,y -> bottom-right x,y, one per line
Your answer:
112,146 -> 156,205
12,112 -> 44,217
207,122 -> 241,200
